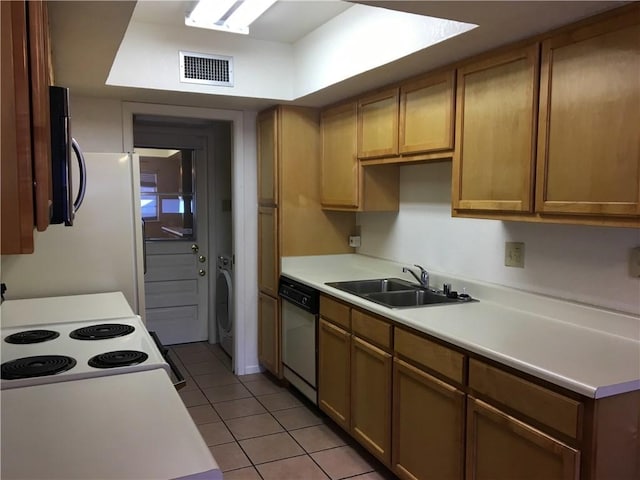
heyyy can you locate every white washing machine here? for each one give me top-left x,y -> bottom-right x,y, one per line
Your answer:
215,255 -> 233,358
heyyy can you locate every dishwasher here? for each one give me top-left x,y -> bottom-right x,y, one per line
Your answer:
278,276 -> 319,405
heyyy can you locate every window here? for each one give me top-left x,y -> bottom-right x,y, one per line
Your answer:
140,172 -> 158,220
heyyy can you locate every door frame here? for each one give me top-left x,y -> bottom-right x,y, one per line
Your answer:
122,103 -> 258,375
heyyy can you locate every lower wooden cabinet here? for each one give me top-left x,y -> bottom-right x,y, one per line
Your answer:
392,358 -> 465,480
466,397 -> 580,480
318,317 -> 351,430
258,292 -> 280,377
351,335 -> 392,464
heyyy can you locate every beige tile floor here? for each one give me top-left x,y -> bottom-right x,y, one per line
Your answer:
169,342 -> 397,480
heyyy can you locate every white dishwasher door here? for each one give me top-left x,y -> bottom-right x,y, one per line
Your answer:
281,299 -> 317,403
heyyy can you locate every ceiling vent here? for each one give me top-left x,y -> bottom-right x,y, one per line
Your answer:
179,51 -> 234,87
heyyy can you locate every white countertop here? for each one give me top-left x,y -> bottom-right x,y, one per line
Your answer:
282,254 -> 640,399
1,292 -> 136,327
1,369 -> 221,480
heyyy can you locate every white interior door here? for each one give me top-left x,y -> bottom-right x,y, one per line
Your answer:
134,131 -> 209,345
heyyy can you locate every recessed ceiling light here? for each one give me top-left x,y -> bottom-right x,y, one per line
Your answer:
185,0 -> 278,35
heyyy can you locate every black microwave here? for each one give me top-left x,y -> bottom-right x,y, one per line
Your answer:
49,85 -> 87,226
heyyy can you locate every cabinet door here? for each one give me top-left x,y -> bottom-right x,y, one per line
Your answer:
321,102 -> 359,208
399,70 -> 455,155
258,293 -> 280,377
536,12 -> 640,216
466,397 -> 580,480
453,45 -> 539,213
392,358 -> 465,480
318,318 -> 350,430
1,0 -> 35,254
258,206 -> 278,297
351,336 -> 392,465
28,0 -> 52,232
358,88 -> 399,159
257,108 -> 278,206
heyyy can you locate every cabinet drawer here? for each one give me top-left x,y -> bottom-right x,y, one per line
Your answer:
468,359 -> 582,439
351,309 -> 392,350
394,328 -> 464,384
320,295 -> 351,330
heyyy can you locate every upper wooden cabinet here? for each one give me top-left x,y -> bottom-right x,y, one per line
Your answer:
399,70 -> 456,155
536,11 -> 640,217
321,101 -> 399,212
257,108 -> 278,207
452,44 -> 540,213
1,0 -> 53,254
358,88 -> 399,159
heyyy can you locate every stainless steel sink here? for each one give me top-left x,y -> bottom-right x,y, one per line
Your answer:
365,290 -> 459,307
325,278 -> 415,295
325,278 -> 476,309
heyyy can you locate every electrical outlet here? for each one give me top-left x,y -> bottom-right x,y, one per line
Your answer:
630,247 -> 640,277
349,236 -> 361,248
505,242 -> 525,268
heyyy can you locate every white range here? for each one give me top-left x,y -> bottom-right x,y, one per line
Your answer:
0,292 -> 221,480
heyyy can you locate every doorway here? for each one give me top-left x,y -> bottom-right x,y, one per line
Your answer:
123,102 -> 258,376
133,116 -> 233,352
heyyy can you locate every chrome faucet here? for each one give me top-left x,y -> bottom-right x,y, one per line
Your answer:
403,264 -> 429,288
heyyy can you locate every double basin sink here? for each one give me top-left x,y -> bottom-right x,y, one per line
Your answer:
325,278 -> 476,309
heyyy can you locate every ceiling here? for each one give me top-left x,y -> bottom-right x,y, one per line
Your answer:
47,1 -> 628,111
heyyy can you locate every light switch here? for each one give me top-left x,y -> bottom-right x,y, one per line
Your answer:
630,247 -> 640,277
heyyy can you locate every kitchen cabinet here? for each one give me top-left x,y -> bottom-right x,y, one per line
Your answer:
318,317 -> 351,430
350,310 -> 393,465
452,5 -> 639,226
256,106 -> 354,377
535,10 -> 640,217
393,327 -> 465,480
257,108 -> 277,207
320,101 -> 399,211
452,44 -> 539,213
467,358 -> 582,480
399,70 -> 456,156
257,206 -> 278,297
358,88 -> 399,159
258,292 -> 280,377
466,397 -> 579,480
1,0 -> 53,254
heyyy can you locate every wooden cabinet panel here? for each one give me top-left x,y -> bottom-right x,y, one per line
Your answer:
358,88 -> 399,159
351,336 -> 392,465
28,0 -> 52,232
257,108 -> 278,206
319,295 -> 351,330
466,397 -> 580,480
399,70 -> 455,155
394,327 -> 464,385
318,318 -> 351,430
258,206 -> 278,297
258,293 -> 280,377
321,101 -> 399,212
392,358 -> 465,480
1,0 -> 35,254
351,309 -> 392,350
468,359 -> 582,439
453,44 -> 539,213
321,102 -> 359,208
536,12 -> 640,216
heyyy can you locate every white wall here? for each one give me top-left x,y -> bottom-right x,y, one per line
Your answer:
357,162 -> 640,315
108,21 -> 295,100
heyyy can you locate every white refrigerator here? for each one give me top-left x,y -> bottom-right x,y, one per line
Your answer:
0,153 -> 145,317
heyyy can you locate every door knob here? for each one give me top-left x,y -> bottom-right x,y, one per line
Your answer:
191,244 -> 199,253
199,269 -> 206,277
198,255 -> 206,263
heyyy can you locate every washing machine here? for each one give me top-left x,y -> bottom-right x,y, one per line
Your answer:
215,255 -> 233,358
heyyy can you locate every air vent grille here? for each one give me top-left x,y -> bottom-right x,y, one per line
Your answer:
179,51 -> 233,86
